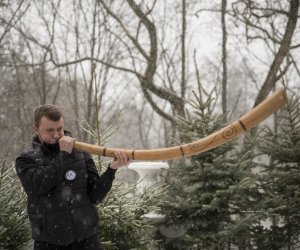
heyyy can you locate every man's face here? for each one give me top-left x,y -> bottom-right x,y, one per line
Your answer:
34,116 -> 65,144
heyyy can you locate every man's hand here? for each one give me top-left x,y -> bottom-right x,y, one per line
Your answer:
110,150 -> 131,170
59,136 -> 75,154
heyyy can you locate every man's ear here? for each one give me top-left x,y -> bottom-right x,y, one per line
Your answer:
32,125 -> 38,134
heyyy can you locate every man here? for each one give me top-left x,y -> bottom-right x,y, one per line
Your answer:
15,104 -> 130,250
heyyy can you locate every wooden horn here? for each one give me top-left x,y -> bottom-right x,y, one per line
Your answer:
74,87 -> 287,161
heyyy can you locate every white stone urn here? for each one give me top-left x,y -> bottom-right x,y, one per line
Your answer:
128,161 -> 169,222
128,161 -> 169,194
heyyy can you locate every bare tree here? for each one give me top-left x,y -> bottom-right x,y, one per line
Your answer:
1,0 -> 300,157
0,0 -> 29,49
97,0 -> 186,122
231,0 -> 299,106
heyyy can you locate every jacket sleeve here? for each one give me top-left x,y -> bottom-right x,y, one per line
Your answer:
15,152 -> 71,196
85,153 -> 116,204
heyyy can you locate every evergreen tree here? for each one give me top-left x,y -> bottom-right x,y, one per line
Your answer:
85,149 -> 163,249
219,131 -> 267,249
82,116 -> 162,249
98,179 -> 162,249
0,152 -> 30,250
253,91 -> 300,249
158,87 -> 256,249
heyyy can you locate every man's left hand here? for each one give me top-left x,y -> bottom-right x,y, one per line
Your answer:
110,150 -> 131,169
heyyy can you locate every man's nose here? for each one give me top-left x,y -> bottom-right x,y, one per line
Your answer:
53,131 -> 60,138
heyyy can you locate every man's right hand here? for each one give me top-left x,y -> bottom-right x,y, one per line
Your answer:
59,136 -> 75,154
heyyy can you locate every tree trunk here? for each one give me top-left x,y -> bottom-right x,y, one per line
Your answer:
221,0 -> 227,122
254,0 -> 299,106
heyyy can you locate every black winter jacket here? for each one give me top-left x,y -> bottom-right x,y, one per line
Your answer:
15,132 -> 116,245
